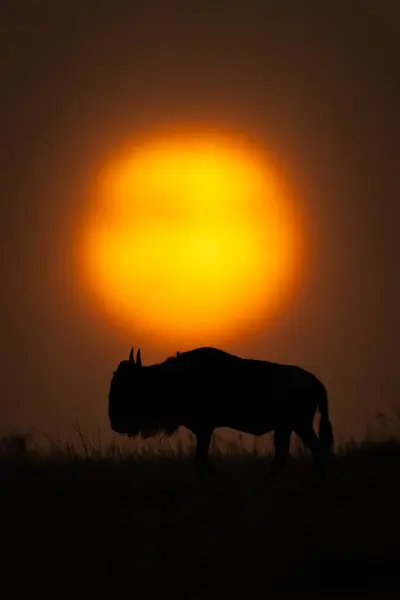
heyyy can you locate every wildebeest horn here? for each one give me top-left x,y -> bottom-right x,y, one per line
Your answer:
129,348 -> 135,363
136,348 -> 142,367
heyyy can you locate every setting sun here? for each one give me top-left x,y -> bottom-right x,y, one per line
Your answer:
80,132 -> 301,346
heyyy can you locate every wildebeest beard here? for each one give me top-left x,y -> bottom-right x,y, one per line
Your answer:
127,420 -> 180,439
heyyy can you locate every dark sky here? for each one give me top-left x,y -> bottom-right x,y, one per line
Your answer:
1,0 -> 398,442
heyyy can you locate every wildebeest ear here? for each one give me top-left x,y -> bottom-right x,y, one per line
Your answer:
136,348 -> 142,367
129,348 -> 135,363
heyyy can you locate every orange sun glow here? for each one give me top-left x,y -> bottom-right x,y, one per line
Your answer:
80,132 -> 302,347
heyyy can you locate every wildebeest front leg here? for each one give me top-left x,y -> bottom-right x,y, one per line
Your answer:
193,429 -> 214,478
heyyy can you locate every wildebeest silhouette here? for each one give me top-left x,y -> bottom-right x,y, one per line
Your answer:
109,346 -> 334,482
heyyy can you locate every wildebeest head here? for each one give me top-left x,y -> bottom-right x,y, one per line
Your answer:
108,347 -> 143,436
108,347 -> 179,439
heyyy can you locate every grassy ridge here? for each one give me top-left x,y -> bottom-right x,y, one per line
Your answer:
1,425 -> 400,598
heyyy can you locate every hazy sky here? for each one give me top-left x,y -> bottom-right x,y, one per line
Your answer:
1,0 -> 398,442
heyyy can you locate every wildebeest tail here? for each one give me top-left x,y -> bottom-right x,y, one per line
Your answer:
318,384 -> 334,453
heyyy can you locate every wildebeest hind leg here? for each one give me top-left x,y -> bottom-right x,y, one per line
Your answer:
193,429 -> 214,479
294,425 -> 326,484
269,428 -> 292,480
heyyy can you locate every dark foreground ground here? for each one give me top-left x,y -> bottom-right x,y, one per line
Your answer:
1,431 -> 400,599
